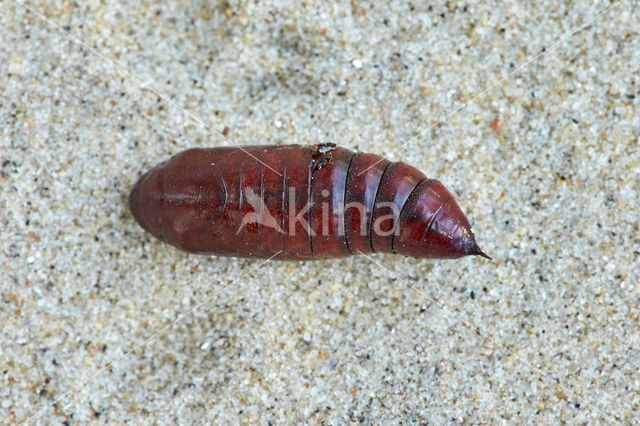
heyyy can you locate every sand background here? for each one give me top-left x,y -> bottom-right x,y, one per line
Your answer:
1,0 -> 639,423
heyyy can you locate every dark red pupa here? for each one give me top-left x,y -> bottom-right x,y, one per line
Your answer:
129,144 -> 489,261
